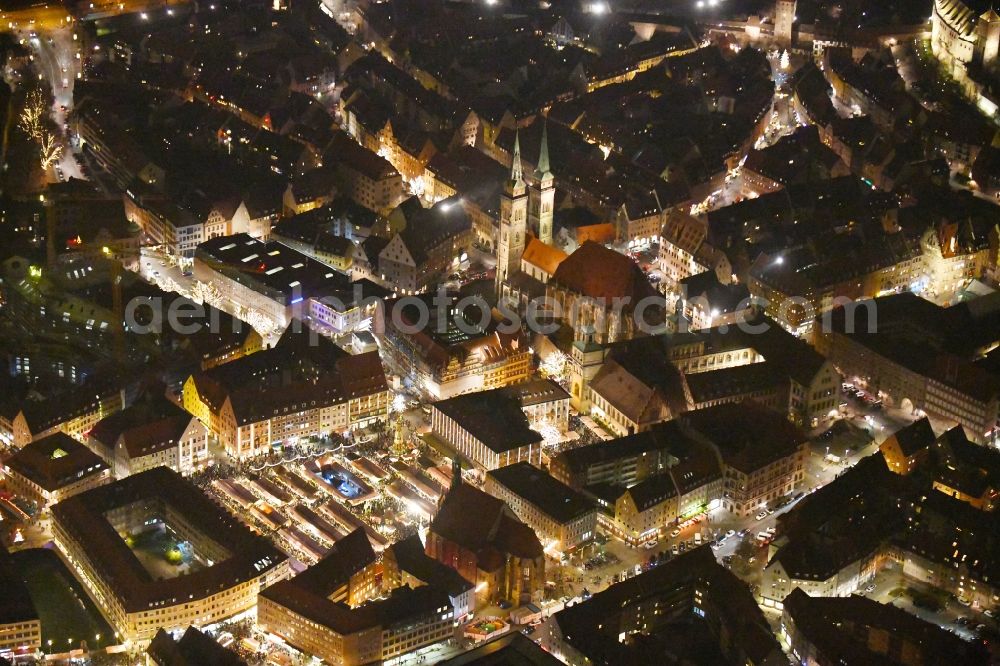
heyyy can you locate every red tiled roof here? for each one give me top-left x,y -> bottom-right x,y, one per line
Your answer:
552,241 -> 659,302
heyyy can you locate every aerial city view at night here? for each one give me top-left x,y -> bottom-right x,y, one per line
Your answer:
1,0 -> 1000,663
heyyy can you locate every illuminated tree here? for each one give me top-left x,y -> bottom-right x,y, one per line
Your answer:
780,49 -> 790,71
18,89 -> 63,172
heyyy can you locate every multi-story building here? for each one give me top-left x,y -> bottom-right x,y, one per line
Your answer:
42,180 -> 140,263
74,100 -> 165,191
3,432 -> 111,513
657,210 -> 731,296
823,293 -> 1000,445
763,534 -> 886,609
378,196 -> 473,294
930,425 -> 1000,511
683,362 -> 790,414
602,435 -> 723,546
616,193 -> 665,251
880,417 -> 936,476
669,322 -> 842,428
550,421 -> 696,490
921,221 -> 994,298
379,294 -> 532,400
294,528 -> 380,608
259,578 -> 454,666
194,233 -> 384,332
257,530 -> 453,666
0,543 -> 41,663
281,167 -> 338,217
747,234 -> 925,338
676,272 -> 753,332
931,0 -> 1000,112
88,399 -> 208,478
609,476 -> 680,547
183,340 -> 389,459
183,314 -> 263,371
682,402 -> 808,516
781,588 -> 990,666
542,547 -> 783,665
431,388 -> 545,471
485,462 -> 598,551
382,534 -> 476,621
585,339 -> 688,437
740,126 -> 848,196
123,195 -> 204,259
327,133 -> 404,215
4,382 -> 125,448
429,380 -> 570,470
51,467 -> 289,644
426,483 -> 545,607
765,433 -> 1000,615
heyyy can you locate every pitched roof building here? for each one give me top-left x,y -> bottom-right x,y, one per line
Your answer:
426,483 -> 545,607
147,626 -> 247,666
485,462 -> 598,550
4,432 -> 111,509
542,546 -> 783,665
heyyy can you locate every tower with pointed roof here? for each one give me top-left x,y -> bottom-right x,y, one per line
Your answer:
496,132 -> 528,295
978,6 -> 1000,68
528,122 -> 555,246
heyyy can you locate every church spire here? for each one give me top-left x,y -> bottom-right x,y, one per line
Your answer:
511,130 -> 524,185
537,121 -> 551,177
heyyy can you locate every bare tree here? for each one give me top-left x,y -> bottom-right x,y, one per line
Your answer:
18,89 -> 63,171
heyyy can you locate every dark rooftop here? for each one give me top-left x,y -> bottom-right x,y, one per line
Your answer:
438,632 -> 561,665
783,588 -> 989,665
552,546 -> 780,665
430,483 -> 543,561
433,390 -> 543,454
487,462 -> 596,524
385,534 -> 474,599
0,543 -> 38,627
195,233 -> 350,304
681,402 -> 806,474
888,417 -> 936,458
261,574 -> 450,637
5,432 -> 108,493
50,467 -> 286,613
147,626 -> 247,666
